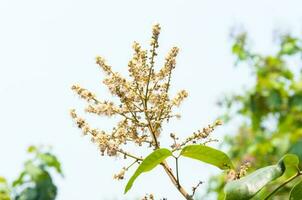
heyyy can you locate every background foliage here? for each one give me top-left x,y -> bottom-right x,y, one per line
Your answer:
208,31 -> 302,199
0,146 -> 62,200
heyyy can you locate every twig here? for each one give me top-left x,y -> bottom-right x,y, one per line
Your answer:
191,181 -> 203,198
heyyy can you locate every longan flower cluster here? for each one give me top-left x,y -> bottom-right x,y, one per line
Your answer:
141,194 -> 155,200
174,120 -> 223,150
70,24 -> 220,182
226,161 -> 251,181
71,84 -> 96,102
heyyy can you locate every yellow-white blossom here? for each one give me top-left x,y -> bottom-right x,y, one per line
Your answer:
70,24 -> 221,182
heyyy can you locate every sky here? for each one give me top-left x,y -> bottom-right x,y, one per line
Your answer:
1,0 -> 302,199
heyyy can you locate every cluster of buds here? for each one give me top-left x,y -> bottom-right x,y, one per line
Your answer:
141,194 -> 155,200
157,47 -> 179,81
226,161 -> 251,181
71,84 -> 96,102
171,90 -> 188,107
173,120 -> 223,150
113,167 -> 126,180
70,109 -> 120,156
236,161 -> 251,179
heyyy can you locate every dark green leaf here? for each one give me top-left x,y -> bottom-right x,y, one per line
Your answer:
180,145 -> 234,170
35,173 -> 57,200
266,90 -> 282,111
15,188 -> 38,200
124,148 -> 172,194
289,95 -> 302,112
289,140 -> 302,168
289,180 -> 302,200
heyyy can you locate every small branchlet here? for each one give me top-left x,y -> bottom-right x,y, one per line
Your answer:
191,181 -> 203,198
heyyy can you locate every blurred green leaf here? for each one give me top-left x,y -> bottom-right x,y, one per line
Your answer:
180,145 -> 234,170
124,148 -> 172,194
289,94 -> 302,112
0,177 -> 6,184
289,180 -> 302,200
266,90 -> 282,111
38,153 -> 63,175
12,171 -> 26,187
224,154 -> 299,200
289,140 -> 302,168
280,36 -> 300,55
15,188 -> 38,200
0,177 -> 11,200
280,154 -> 299,169
24,161 -> 44,181
27,146 -> 37,153
12,146 -> 62,200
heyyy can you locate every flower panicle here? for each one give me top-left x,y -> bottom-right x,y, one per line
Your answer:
70,25 -> 218,174
173,120 -> 223,150
71,84 -> 96,102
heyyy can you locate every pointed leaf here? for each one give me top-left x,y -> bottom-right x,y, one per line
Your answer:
224,154 -> 299,200
290,180 -> 302,200
124,148 -> 172,194
180,145 -> 234,170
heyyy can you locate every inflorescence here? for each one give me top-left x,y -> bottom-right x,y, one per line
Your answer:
70,24 -> 221,180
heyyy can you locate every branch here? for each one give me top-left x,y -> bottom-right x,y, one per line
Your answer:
117,149 -> 143,161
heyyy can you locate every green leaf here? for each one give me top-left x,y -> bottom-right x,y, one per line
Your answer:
280,36 -> 300,55
266,90 -> 282,111
124,148 -> 172,194
289,94 -> 302,112
27,146 -> 37,153
224,165 -> 283,200
180,145 -> 234,170
289,180 -> 302,200
24,161 -> 44,181
0,176 -> 11,200
12,171 -> 26,187
279,154 -> 299,169
38,153 -> 63,175
15,188 -> 38,200
35,172 -> 57,200
224,154 -> 299,200
289,140 -> 302,168
0,177 -> 7,184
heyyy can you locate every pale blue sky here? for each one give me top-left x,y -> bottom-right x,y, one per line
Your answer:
1,0 -> 302,199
